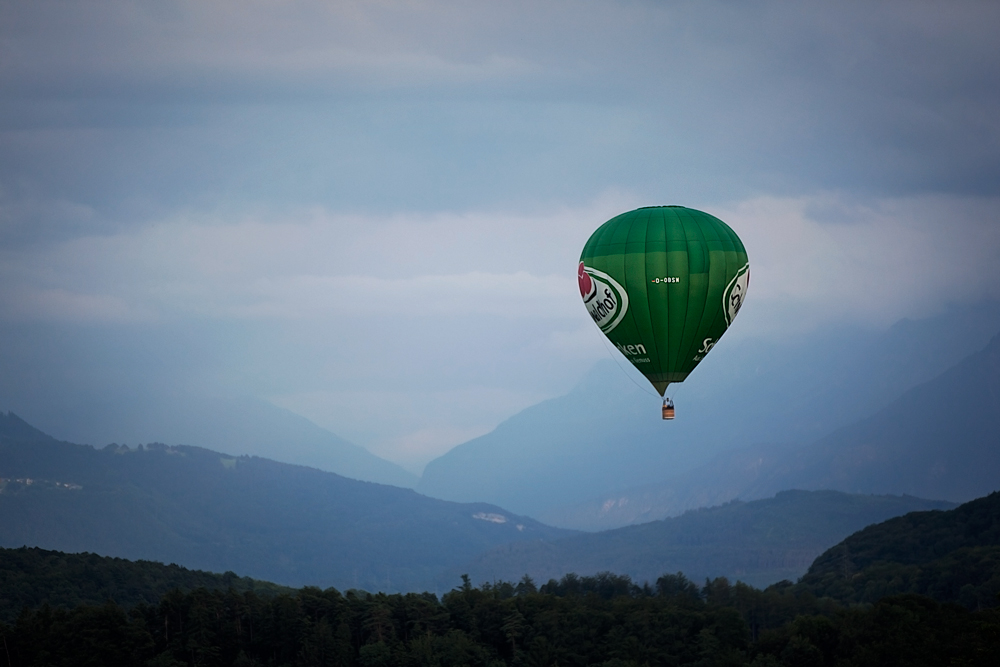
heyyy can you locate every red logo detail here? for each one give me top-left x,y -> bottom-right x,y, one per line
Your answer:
578,262 -> 594,299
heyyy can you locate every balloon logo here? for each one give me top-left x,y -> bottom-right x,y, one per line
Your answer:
580,265 -> 630,334
579,206 -> 749,399
724,263 -> 750,325
578,262 -> 594,299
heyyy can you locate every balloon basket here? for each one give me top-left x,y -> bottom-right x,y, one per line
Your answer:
662,399 -> 675,420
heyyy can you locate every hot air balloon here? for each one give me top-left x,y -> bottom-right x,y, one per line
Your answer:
578,206 -> 749,419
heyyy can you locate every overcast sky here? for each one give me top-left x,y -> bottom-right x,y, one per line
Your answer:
2,1 -> 999,471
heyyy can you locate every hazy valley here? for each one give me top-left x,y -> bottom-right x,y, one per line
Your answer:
3,307 -> 1000,594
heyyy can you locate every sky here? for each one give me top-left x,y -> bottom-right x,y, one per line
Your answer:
1,0 -> 999,472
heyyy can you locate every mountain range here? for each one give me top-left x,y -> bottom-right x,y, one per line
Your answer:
23,393 -> 419,489
2,304 -> 999,594
449,490 -> 953,589
0,412 -> 568,593
6,302 -> 999,516
3,492 -> 997,667
5,489 -> 997,619
417,301 -> 1000,520
1,411 -> 963,594
544,329 -> 1000,530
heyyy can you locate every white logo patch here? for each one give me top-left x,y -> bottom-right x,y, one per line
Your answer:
580,265 -> 630,334
724,263 -> 750,326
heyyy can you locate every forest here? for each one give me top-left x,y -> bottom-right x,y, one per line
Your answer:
3,492 -> 1000,665
2,570 -> 999,667
800,490 -> 1000,608
0,547 -> 289,622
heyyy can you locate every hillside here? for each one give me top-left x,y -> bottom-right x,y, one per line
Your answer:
799,491 -> 1000,607
535,441 -> 794,530
0,413 -> 571,592
8,392 -> 418,488
0,546 -> 290,622
450,490 -> 952,589
419,365 -> 690,516
2,499 -> 1000,664
541,330 -> 1000,530
743,331 -> 1000,501
418,303 -> 1000,520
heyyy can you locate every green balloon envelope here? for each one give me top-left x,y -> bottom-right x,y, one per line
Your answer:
579,206 -> 749,396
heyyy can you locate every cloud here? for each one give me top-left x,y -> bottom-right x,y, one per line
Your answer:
224,272 -> 576,320
0,286 -> 153,324
0,1 -> 551,96
718,193 -> 1000,335
4,190 -> 999,335
0,195 -> 636,322
3,0 -> 999,243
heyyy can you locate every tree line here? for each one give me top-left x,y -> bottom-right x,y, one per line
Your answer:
0,547 -> 289,622
2,571 -> 998,667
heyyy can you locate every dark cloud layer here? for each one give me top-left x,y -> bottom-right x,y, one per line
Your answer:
3,1 -> 999,247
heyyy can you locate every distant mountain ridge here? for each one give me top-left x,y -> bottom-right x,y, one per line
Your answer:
418,302 -> 1000,520
742,331 -> 1000,500
0,413 -> 571,592
536,442 -> 799,530
541,329 -> 1000,529
450,490 -> 953,589
2,393 -> 418,489
419,366 -> 684,516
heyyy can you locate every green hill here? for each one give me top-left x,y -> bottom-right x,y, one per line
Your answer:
799,491 -> 1000,608
2,490 -> 999,664
0,412 -> 572,592
0,546 -> 290,622
453,490 -> 953,588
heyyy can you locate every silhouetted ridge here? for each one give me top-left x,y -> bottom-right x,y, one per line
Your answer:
0,411 -> 58,443
450,490 -> 952,589
418,308 -> 1000,524
542,327 -> 1000,529
0,415 -> 572,591
800,491 -> 1000,607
